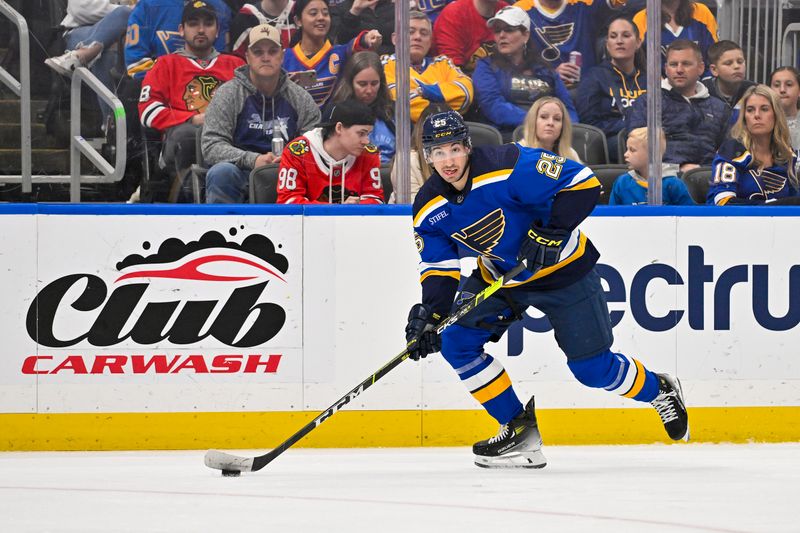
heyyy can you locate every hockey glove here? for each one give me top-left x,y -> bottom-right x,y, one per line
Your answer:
405,303 -> 442,361
517,223 -> 570,272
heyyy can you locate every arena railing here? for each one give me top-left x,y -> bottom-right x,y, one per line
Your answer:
717,0 -> 796,84
0,0 -> 32,193
67,67 -> 127,202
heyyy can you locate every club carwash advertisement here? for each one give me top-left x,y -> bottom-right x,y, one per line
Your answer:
0,215 -> 303,414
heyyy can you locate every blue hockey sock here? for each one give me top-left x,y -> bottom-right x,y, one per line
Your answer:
567,349 -> 659,402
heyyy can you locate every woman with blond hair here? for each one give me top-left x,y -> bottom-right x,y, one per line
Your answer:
519,96 -> 581,162
708,84 -> 798,205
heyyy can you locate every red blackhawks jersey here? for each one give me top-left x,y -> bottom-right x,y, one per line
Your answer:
138,49 -> 244,132
277,128 -> 384,204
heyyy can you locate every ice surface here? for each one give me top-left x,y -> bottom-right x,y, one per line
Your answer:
1,444 -> 798,532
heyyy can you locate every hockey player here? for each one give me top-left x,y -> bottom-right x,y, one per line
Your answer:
138,1 -> 245,201
276,99 -> 384,204
404,110 -> 689,468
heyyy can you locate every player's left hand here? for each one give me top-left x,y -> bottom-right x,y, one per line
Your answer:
405,303 -> 442,361
517,222 -> 569,272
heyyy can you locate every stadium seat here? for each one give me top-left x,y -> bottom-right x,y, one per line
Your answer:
465,121 -> 503,146
616,129 -> 627,164
187,127 -> 206,203
572,123 -> 609,165
249,164 -> 281,203
587,164 -> 628,205
681,166 -> 713,204
380,163 -> 393,202
512,124 -> 524,143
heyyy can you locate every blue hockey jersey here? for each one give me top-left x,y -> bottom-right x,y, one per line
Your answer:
512,0 -> 625,70
708,139 -> 799,205
412,144 -> 601,314
282,35 -> 367,108
125,0 -> 232,79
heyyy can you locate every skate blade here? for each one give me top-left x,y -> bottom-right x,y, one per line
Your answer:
474,449 -> 547,469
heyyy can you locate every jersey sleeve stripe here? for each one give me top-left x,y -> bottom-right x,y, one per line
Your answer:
420,259 -> 461,270
562,166 -> 596,189
413,195 -> 447,227
560,175 -> 601,192
471,170 -> 512,192
420,270 -> 461,282
127,57 -> 155,77
453,80 -> 472,110
714,192 -> 736,205
141,103 -> 166,128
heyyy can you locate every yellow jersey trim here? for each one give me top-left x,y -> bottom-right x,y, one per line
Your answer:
420,270 -> 461,283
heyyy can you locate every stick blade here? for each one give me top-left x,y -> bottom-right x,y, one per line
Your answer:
204,450 -> 255,472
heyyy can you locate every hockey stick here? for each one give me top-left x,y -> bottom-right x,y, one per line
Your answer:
204,262 -> 527,474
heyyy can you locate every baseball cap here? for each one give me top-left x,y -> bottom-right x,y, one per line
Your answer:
487,6 -> 531,32
247,23 -> 282,49
182,1 -> 218,23
319,99 -> 376,128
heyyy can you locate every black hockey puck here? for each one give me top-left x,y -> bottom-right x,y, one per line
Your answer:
221,469 -> 241,477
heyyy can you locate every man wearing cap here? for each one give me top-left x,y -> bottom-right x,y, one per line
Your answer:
203,23 -> 321,203
138,1 -> 245,201
126,0 -> 232,79
276,99 -> 384,204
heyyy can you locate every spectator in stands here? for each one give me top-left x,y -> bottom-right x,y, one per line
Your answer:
626,39 -> 728,172
45,0 -> 132,121
203,24 -> 320,203
416,0 -> 454,24
433,0 -> 509,74
331,51 -> 395,163
137,2 -> 244,202
512,0 -> 626,87
282,0 -> 383,108
383,10 -> 473,124
770,67 -> 800,150
703,40 -> 755,125
473,6 -> 576,140
331,0 -> 395,56
633,0 -> 717,77
518,96 -> 580,161
389,102 -> 450,203
277,99 -> 384,203
709,85 -> 798,205
230,0 -> 297,56
610,127 -> 693,205
126,0 -> 232,79
576,15 -> 646,162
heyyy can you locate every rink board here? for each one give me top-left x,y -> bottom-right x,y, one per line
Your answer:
0,204 -> 798,449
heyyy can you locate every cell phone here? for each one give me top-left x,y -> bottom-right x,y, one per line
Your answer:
291,70 -> 317,87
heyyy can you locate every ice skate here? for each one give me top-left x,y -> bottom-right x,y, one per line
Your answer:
473,396 -> 546,469
651,373 -> 689,441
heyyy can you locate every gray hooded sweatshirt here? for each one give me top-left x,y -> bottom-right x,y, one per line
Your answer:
202,64 -> 320,170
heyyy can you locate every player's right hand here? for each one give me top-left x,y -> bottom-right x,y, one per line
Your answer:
405,303 -> 442,361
